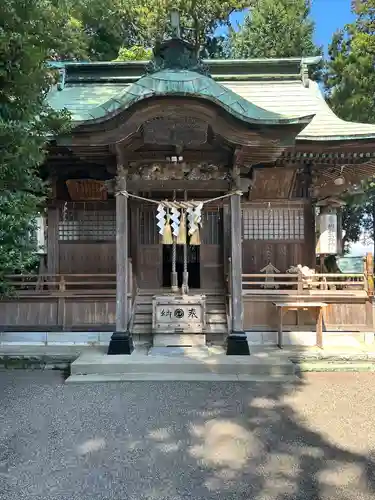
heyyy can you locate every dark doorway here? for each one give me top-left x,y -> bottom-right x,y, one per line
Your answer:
162,245 -> 200,289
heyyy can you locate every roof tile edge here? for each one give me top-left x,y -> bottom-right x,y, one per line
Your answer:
54,56 -> 323,84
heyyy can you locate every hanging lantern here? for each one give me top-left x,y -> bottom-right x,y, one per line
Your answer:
316,209 -> 338,255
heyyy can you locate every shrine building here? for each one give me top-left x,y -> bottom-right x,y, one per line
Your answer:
2,31 -> 375,355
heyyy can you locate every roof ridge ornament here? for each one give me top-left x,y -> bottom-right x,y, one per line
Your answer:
301,60 -> 309,88
145,10 -> 211,77
170,9 -> 181,39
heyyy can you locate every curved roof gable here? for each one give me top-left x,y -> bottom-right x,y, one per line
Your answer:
48,38 -> 314,128
76,68 -> 313,126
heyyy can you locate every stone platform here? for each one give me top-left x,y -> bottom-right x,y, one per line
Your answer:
66,346 -> 296,383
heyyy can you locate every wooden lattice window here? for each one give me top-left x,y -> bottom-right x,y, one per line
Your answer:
58,204 -> 116,241
242,207 -> 304,241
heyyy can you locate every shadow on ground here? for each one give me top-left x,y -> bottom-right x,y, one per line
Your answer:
0,370 -> 374,500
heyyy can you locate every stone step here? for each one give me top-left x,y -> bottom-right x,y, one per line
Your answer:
69,350 -> 296,377
66,373 -> 298,383
134,305 -> 226,314
137,289 -> 225,295
153,335 -> 206,347
132,314 -> 226,325
131,326 -> 227,335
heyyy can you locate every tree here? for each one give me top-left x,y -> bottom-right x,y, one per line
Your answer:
133,0 -> 248,54
326,0 -> 375,123
0,0 -> 75,289
229,0 -> 321,59
71,0 -> 142,61
326,0 -> 375,251
75,0 -> 248,61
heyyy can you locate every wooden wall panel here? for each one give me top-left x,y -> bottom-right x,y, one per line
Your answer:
243,300 -> 298,330
243,298 -> 370,331
59,243 -> 116,274
324,303 -> 367,328
64,299 -> 116,326
242,241 -> 307,273
250,169 -> 296,199
0,301 -> 57,326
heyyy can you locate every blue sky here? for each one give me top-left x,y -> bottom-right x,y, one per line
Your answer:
226,0 -> 354,52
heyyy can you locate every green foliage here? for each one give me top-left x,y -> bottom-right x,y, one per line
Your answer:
0,0 -> 73,287
71,0 -> 141,61
116,46 -> 152,61
326,0 -> 375,123
230,0 -> 322,60
70,0 -> 247,61
135,0 -> 248,52
326,1 -> 375,250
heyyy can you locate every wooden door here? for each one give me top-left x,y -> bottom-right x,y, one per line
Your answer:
200,208 -> 224,289
137,205 -> 162,289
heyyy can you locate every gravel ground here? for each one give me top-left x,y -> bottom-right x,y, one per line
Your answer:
0,371 -> 375,500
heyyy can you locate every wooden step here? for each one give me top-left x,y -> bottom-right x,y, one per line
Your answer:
205,324 -> 228,334
132,324 -> 153,334
206,315 -> 227,324
133,314 -> 152,324
206,306 -> 226,312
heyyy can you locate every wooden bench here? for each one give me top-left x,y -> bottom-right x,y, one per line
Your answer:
273,302 -> 328,349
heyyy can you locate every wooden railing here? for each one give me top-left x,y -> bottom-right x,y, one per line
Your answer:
4,274 -> 117,294
1,260 -> 138,331
242,272 -> 368,294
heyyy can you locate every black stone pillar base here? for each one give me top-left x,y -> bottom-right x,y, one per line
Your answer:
107,331 -> 134,355
226,333 -> 250,355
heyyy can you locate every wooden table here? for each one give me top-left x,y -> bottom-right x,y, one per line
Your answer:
273,302 -> 328,349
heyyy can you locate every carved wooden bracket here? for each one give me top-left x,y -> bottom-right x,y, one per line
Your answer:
127,162 -> 229,182
115,145 -> 128,192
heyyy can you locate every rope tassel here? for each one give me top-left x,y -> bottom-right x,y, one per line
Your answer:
176,210 -> 186,245
162,209 -> 173,245
190,227 -> 201,246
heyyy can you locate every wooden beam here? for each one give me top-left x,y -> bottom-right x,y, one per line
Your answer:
126,150 -> 227,164
127,180 -> 230,192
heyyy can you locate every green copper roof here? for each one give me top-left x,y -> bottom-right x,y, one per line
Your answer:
48,69 -> 313,126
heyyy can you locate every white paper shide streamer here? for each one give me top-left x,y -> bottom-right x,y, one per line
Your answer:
156,204 -> 166,235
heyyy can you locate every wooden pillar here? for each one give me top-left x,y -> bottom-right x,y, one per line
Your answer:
108,153 -> 134,355
226,160 -> 250,355
47,207 -> 59,276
